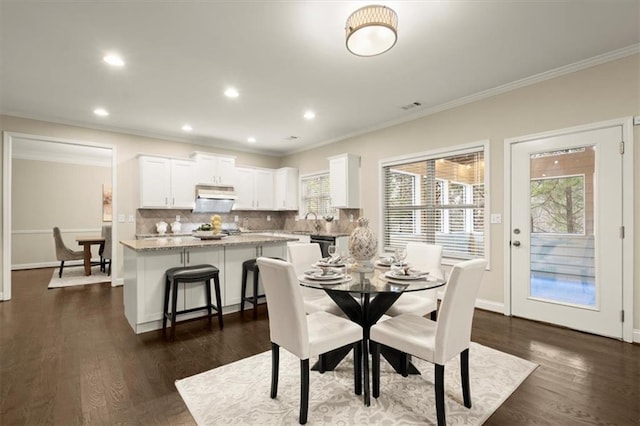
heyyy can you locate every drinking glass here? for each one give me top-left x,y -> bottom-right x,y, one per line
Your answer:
394,247 -> 407,264
328,245 -> 337,258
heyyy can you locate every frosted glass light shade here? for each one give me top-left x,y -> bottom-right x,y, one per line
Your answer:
345,5 -> 398,57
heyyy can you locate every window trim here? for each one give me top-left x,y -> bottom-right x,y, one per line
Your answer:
378,140 -> 491,268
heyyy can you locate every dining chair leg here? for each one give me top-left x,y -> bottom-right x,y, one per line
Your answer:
170,280 -> 179,341
435,363 -> 446,426
300,358 -> 309,425
270,343 -> 279,399
59,261 -> 64,278
400,352 -> 409,377
353,342 -> 362,395
162,277 -> 171,333
371,341 -> 381,398
461,348 -> 471,408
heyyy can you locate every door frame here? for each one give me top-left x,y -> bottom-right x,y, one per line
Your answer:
503,117 -> 634,342
2,132 -> 118,301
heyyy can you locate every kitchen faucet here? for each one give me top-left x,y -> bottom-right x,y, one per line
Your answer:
304,211 -> 322,233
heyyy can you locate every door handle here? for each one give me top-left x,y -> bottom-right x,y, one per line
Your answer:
512,240 -> 521,247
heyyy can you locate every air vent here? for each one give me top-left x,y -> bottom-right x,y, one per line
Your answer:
400,101 -> 422,111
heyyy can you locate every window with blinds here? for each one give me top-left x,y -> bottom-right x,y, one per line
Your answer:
300,173 -> 336,216
382,147 -> 486,260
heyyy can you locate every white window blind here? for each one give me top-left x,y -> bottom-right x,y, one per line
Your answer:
300,173 -> 336,216
382,148 -> 485,260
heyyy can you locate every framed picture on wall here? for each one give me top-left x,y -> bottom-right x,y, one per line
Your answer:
103,184 -> 113,222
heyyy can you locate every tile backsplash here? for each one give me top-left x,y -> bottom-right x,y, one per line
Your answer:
137,208 -> 362,235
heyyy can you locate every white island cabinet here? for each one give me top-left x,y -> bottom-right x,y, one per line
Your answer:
121,235 -> 293,334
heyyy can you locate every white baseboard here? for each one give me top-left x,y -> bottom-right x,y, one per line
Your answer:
633,329 -> 640,343
475,298 -> 505,314
12,260 -> 97,270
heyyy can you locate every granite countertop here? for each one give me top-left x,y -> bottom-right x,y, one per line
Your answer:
135,229 -> 351,239
121,234 -> 299,252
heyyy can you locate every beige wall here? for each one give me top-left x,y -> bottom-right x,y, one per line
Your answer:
12,159 -> 111,266
1,54 -> 638,332
281,54 -> 640,330
0,116 -> 280,284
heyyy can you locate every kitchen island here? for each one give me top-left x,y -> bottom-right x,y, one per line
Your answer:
120,234 -> 298,334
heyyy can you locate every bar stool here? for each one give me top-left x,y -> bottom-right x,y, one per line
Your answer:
241,257 -> 283,319
241,259 -> 264,319
163,264 -> 223,340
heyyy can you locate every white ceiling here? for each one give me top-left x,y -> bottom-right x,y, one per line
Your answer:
1,1 -> 638,156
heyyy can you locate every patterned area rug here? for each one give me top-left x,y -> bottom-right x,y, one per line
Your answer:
176,342 -> 537,425
48,266 -> 111,288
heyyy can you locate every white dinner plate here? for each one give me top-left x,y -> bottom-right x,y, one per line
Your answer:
304,269 -> 345,280
376,258 -> 408,267
314,261 -> 346,268
384,270 -> 429,280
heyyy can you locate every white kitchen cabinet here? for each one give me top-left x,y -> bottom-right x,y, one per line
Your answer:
123,245 -> 223,333
192,152 -> 236,185
275,167 -> 299,210
233,166 -> 275,210
329,153 -> 360,208
139,155 -> 196,209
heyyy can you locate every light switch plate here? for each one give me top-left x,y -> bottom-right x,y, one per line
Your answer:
267,215 -> 271,221
118,214 -> 125,223
490,213 -> 502,224
234,215 -> 239,222
128,214 -> 135,223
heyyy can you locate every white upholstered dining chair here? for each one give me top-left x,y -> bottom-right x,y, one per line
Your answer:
370,258 -> 487,426
385,243 -> 444,319
287,243 -> 343,316
256,257 -> 363,424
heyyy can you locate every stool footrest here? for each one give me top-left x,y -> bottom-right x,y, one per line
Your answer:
165,304 -> 220,319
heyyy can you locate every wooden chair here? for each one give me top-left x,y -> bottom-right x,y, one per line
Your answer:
256,257 -> 362,424
370,258 -> 487,426
385,243 -> 444,320
52,227 -> 84,278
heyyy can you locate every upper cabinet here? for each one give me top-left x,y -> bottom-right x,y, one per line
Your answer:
139,155 -> 196,209
275,167 -> 299,210
234,167 -> 275,210
191,152 -> 236,185
329,153 -> 360,208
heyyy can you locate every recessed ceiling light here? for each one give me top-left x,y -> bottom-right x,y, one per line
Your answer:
224,87 -> 239,98
247,137 -> 256,143
103,53 -> 125,67
94,108 -> 109,117
182,124 -> 193,132
303,110 -> 316,120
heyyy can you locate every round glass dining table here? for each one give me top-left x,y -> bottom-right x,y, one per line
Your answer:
300,264 -> 446,406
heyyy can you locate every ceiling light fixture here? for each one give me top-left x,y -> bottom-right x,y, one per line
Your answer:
224,87 -> 239,98
182,124 -> 193,132
247,137 -> 256,143
93,107 -> 109,117
303,111 -> 316,120
103,53 -> 125,67
345,5 -> 398,57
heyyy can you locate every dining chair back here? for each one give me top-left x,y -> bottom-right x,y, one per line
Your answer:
100,225 -> 112,275
257,257 -> 362,424
385,243 -> 443,318
370,258 -> 487,426
288,243 -> 343,315
53,226 -> 84,278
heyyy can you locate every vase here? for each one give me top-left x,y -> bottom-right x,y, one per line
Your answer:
348,217 -> 377,271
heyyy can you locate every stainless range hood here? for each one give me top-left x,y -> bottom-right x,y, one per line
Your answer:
193,184 -> 237,213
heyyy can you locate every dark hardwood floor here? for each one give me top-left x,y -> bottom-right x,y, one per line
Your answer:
1,268 -> 639,425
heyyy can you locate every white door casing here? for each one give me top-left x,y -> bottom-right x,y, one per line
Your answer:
504,118 -> 634,342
